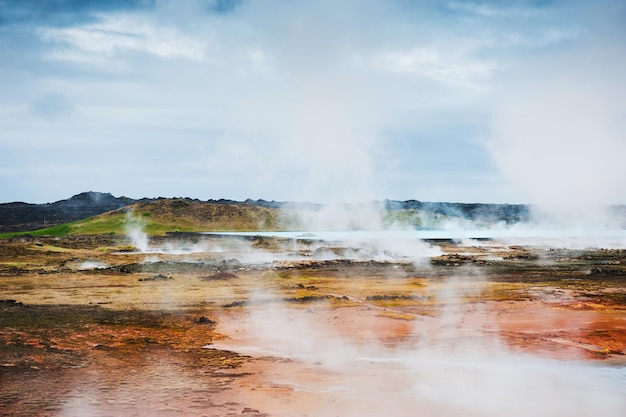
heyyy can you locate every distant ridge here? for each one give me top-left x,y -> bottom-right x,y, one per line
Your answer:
383,200 -> 531,224
0,192 -> 532,233
0,192 -> 146,233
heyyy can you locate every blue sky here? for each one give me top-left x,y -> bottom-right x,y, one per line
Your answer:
1,0 -> 625,205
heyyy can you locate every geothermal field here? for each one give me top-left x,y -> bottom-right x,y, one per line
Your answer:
3,0 -> 626,415
1,218 -> 626,417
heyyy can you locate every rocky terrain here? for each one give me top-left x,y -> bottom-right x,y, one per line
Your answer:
1,193 -> 625,416
0,232 -> 625,416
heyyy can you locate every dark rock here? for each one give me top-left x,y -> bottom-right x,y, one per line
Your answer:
200,272 -> 239,280
224,301 -> 247,308
92,344 -> 112,351
138,274 -> 174,282
197,316 -> 216,325
0,299 -> 23,307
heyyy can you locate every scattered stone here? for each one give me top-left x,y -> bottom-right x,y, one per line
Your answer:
283,295 -> 333,304
200,272 -> 239,280
224,300 -> 247,308
197,316 -> 216,325
588,266 -> 625,276
138,274 -> 174,282
92,344 -> 112,351
241,407 -> 260,414
1,266 -> 26,276
504,253 -> 540,260
366,294 -> 426,301
294,283 -> 318,290
0,299 -> 23,307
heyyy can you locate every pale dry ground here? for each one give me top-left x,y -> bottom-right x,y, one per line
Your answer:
1,236 -> 626,416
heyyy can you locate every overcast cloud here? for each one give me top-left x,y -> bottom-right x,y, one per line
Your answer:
1,0 -> 625,205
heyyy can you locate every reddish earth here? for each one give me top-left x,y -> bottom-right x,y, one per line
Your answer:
212,298 -> 626,417
1,236 -> 625,416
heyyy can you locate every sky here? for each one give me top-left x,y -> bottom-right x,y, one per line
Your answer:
1,0 -> 625,205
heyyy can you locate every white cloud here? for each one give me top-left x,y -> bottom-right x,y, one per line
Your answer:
446,1 -> 545,18
38,13 -> 211,63
1,0 -> 624,205
486,40 -> 626,220
245,48 -> 274,73
372,47 -> 494,88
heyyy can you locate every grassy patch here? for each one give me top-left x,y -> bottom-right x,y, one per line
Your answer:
69,213 -> 128,235
0,223 -> 72,238
29,244 -> 75,253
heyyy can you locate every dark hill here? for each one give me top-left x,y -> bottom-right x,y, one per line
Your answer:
0,192 -> 146,232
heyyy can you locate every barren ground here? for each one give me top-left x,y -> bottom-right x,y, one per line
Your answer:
1,235 -> 625,416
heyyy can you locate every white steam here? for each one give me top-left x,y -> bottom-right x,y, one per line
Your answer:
285,202 -> 388,231
218,271 -> 626,417
123,210 -> 226,255
78,260 -> 108,270
124,210 -> 150,252
487,29 -> 626,227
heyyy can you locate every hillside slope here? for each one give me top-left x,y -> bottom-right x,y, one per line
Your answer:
0,192 -> 545,236
39,199 -> 293,236
122,198 -> 290,233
